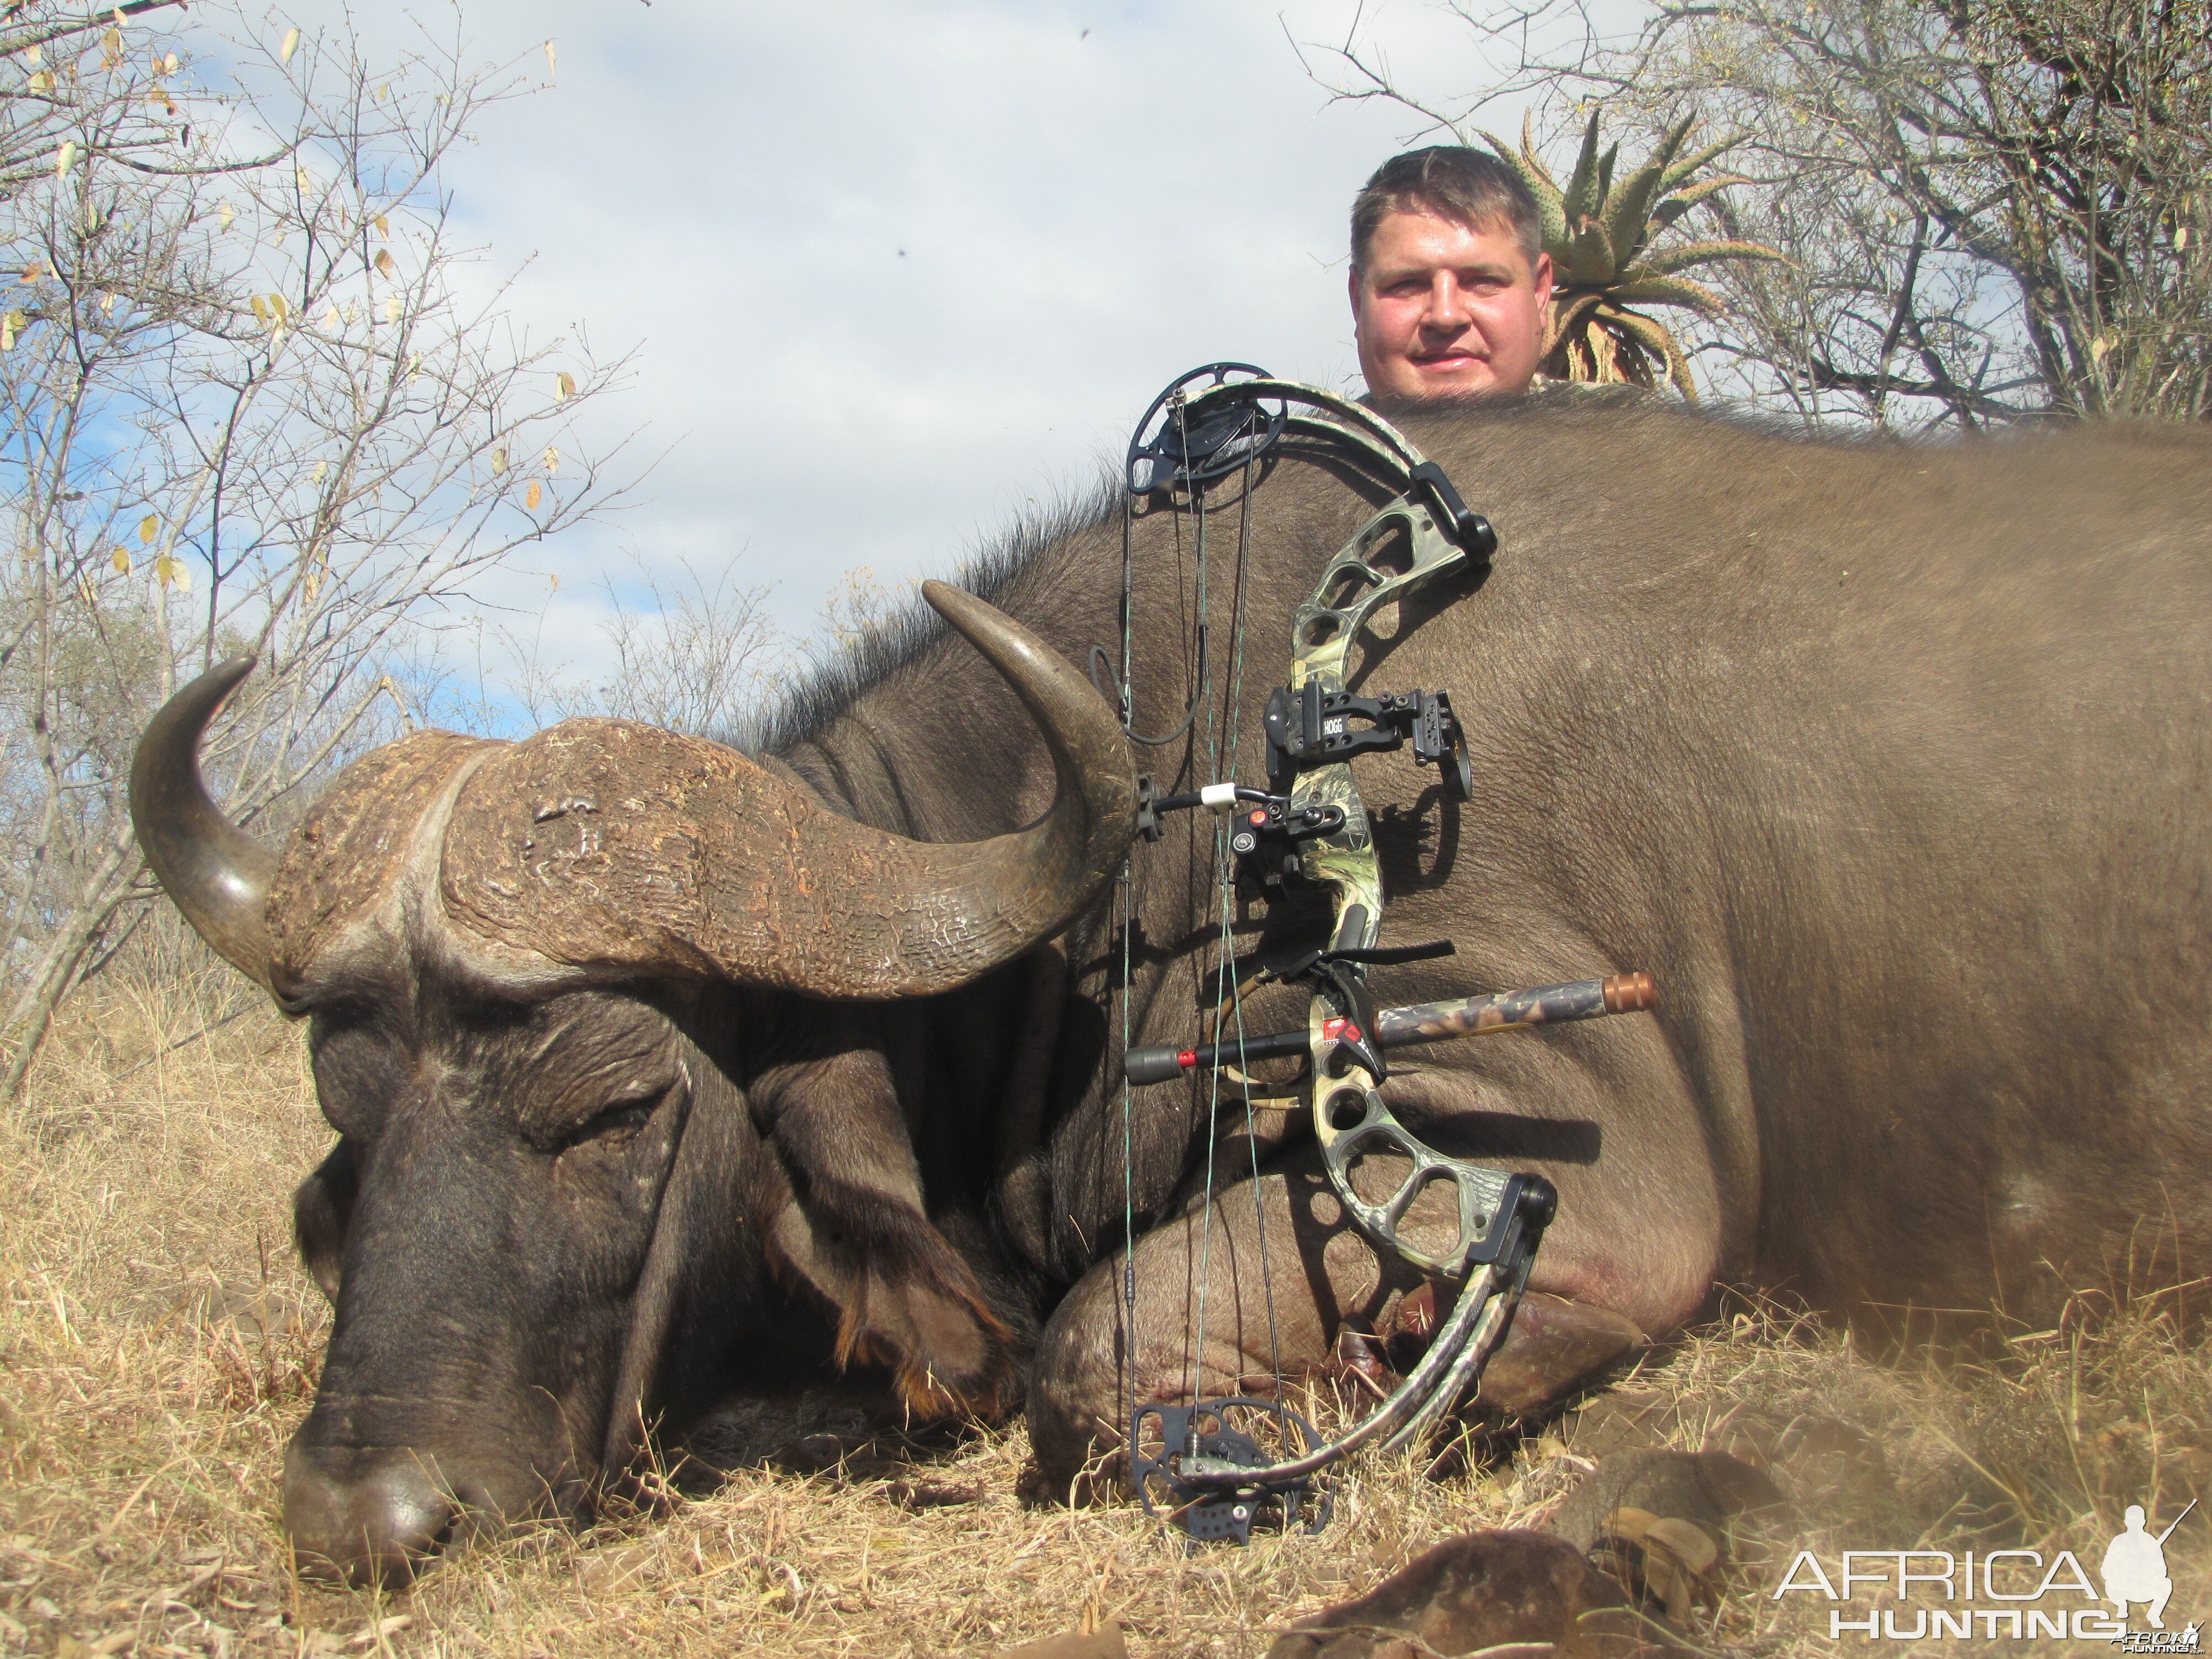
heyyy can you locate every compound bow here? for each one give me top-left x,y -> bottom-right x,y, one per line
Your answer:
1105,365 -> 1657,1544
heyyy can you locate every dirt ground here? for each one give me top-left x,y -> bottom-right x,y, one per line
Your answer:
4,973 -> 2208,1657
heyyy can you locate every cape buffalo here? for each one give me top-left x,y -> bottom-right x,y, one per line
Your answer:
132,392 -> 2212,1585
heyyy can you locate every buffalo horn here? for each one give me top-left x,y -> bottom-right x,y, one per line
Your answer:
128,657 -> 276,992
439,582 -> 1138,998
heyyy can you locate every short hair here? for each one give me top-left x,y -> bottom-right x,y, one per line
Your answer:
1350,147 -> 1542,275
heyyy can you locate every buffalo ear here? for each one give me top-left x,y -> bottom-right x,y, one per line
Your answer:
293,1138 -> 358,1303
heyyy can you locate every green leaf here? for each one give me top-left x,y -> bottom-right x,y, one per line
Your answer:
1602,113 -> 1699,268
1562,111 -> 1606,226
1660,132 -> 1748,192
1629,239 -> 1787,278
1485,127 -> 1567,253
1607,273 -> 1729,314
1650,175 -> 1752,230
1517,109 -> 1560,191
1567,216 -> 1619,286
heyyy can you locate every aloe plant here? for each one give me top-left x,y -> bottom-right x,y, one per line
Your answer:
1483,111 -> 1784,400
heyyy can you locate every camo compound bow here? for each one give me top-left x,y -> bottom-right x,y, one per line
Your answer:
1105,365 -> 1658,1545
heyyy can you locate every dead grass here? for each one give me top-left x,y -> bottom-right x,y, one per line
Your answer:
3,969 -> 2208,1657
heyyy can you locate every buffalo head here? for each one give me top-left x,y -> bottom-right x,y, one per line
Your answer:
131,583 -> 1134,1585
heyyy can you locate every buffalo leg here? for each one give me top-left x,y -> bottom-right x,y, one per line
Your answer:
1029,1146 -> 1662,1490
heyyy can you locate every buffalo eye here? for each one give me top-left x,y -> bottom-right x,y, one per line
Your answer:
556,1091 -> 664,1154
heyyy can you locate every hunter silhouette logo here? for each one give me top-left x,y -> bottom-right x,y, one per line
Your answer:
2105,1501 -> 2194,1631
1776,1495 -> 2199,1645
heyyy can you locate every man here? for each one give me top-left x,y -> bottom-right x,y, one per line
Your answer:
2101,1504 -> 2175,1629
1350,147 -> 1554,406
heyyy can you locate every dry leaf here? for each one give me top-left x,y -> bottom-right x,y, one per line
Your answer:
29,69 -> 53,92
250,294 -> 270,325
77,572 -> 97,607
296,165 -> 312,192
155,553 -> 190,592
26,43 -> 43,64
374,248 -> 395,277
542,446 -> 560,475
269,293 -> 289,321
384,295 -> 400,323
491,446 -> 508,474
111,546 -> 130,574
218,201 -> 236,231
324,302 -> 341,329
545,39 -> 556,76
526,479 -> 542,512
139,514 -> 159,544
1602,1506 -> 1657,1545
55,140 -> 75,178
374,213 -> 388,238
555,371 -> 574,401
1643,1516 -> 1720,1576
310,459 -> 328,484
375,82 -> 389,101
280,27 -> 300,63
101,292 -> 116,312
164,51 -> 178,72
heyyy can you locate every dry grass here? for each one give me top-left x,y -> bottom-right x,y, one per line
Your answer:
4,971 -> 2209,1657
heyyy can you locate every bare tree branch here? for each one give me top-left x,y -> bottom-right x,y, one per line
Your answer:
0,2 -> 644,1099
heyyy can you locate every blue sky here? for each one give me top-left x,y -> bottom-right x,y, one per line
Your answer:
366,0 -> 1533,681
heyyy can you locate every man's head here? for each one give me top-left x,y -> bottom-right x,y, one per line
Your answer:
1349,147 -> 1554,406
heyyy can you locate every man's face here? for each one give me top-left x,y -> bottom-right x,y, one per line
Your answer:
1350,208 -> 1554,404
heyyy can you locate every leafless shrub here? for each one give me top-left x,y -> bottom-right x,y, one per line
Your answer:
493,554 -> 785,739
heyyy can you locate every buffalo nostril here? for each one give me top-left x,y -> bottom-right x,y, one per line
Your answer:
283,1442 -> 457,1588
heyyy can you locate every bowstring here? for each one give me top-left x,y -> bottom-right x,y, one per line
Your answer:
1122,389 -> 1291,1469
1216,438 -> 1288,1435
1177,394 -> 1225,1413
1118,487 -> 1137,1472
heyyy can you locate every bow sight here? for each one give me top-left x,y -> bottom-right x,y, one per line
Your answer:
1112,365 -> 1658,1546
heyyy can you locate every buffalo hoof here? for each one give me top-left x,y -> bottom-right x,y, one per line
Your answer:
1547,1448 -> 1788,1553
283,1442 -> 458,1588
1266,1529 -> 1666,1658
1547,1449 -> 1790,1624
